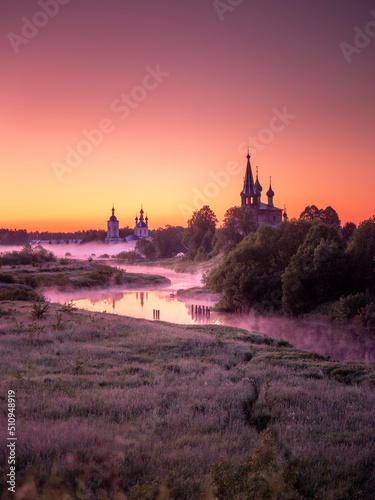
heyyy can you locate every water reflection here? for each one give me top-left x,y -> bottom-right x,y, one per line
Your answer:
44,287 -> 375,362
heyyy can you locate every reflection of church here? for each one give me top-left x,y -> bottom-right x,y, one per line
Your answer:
241,153 -> 287,228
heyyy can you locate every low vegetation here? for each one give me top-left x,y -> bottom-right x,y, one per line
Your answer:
0,302 -> 374,499
0,259 -> 170,293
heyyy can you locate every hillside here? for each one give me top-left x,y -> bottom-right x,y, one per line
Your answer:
0,302 -> 374,499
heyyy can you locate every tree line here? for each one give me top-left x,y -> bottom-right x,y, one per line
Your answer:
203,205 -> 375,325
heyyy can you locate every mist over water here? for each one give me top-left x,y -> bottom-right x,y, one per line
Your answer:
44,262 -> 375,363
214,313 -> 375,362
0,242 -> 137,259
3,245 -> 374,362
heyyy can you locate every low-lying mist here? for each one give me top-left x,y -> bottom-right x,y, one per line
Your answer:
215,312 -> 375,362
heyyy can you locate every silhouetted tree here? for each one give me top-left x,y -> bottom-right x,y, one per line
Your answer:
135,239 -> 156,260
151,226 -> 185,258
299,205 -> 341,229
119,227 -> 134,239
342,222 -> 356,245
183,206 -> 217,260
218,206 -> 256,252
282,223 -> 349,315
0,229 -> 28,245
346,216 -> 375,292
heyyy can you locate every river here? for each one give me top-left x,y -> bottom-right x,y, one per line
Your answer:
44,263 -> 375,363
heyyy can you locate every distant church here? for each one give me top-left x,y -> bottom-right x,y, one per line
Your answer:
134,206 -> 149,239
125,205 -> 151,242
241,152 -> 287,228
105,206 -> 122,244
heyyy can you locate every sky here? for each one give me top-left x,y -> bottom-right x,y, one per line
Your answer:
1,0 -> 374,231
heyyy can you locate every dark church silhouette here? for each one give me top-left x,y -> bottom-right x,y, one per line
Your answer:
241,152 -> 287,227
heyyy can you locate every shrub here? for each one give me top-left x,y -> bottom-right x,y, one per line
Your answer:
0,287 -> 40,301
31,301 -> 50,320
211,430 -> 298,499
0,272 -> 15,283
59,258 -> 71,265
328,293 -> 369,322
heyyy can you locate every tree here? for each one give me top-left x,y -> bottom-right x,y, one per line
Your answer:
135,239 -> 156,260
208,220 -> 316,312
299,205 -> 341,229
282,224 -> 349,315
218,206 -> 256,252
151,226 -> 185,258
342,222 -> 356,246
322,206 -> 341,229
346,216 -> 375,292
183,206 -> 218,260
299,205 -> 321,222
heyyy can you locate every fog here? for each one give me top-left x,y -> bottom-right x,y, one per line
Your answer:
0,242 -> 137,259
214,312 -> 375,362
2,243 -> 374,362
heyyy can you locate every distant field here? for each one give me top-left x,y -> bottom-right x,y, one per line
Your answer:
0,301 -> 374,499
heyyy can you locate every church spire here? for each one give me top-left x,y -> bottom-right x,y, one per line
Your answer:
241,152 -> 256,206
283,204 -> 288,221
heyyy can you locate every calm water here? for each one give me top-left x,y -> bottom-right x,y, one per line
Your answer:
44,264 -> 375,362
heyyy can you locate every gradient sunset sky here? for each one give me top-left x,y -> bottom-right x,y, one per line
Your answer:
1,0 -> 374,231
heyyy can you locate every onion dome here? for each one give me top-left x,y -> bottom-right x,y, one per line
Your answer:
109,205 -> 118,221
254,166 -> 263,193
267,177 -> 274,197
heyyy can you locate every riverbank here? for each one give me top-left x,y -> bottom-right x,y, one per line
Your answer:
0,260 -> 170,296
0,301 -> 374,499
125,253 -> 223,274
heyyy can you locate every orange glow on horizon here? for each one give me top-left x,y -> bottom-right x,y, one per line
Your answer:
1,2 -> 374,232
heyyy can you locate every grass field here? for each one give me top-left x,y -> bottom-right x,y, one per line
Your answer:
0,261 -> 170,298
0,301 -> 374,499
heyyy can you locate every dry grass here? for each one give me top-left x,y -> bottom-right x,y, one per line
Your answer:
0,301 -> 374,499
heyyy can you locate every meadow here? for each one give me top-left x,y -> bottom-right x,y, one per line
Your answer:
0,260 -> 170,300
0,301 -> 374,499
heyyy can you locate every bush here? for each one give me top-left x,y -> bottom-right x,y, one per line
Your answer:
59,258 -> 71,265
0,287 -> 41,301
328,293 -> 369,322
0,245 -> 56,266
211,430 -> 298,499
31,301 -> 50,319
0,272 -> 15,283
354,301 -> 375,327
114,251 -> 141,263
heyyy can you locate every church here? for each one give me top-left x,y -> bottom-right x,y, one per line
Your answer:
104,206 -> 123,244
125,206 -> 150,242
104,205 -> 151,244
240,152 -> 287,228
